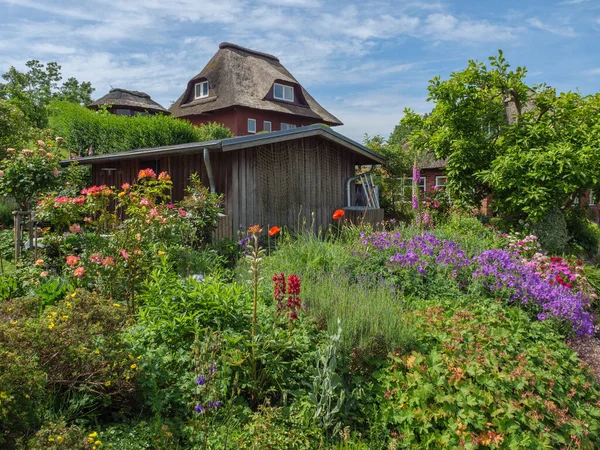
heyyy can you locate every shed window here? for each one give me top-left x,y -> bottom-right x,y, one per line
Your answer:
115,108 -> 131,116
248,118 -> 256,134
274,83 -> 294,102
280,123 -> 296,131
195,81 -> 209,99
263,121 -> 272,132
590,190 -> 595,206
435,176 -> 448,188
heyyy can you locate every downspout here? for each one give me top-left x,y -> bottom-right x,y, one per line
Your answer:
203,148 -> 216,194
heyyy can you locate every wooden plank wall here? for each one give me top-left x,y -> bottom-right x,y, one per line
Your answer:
90,135 -> 376,239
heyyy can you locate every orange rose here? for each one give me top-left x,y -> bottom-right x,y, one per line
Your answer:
269,226 -> 281,237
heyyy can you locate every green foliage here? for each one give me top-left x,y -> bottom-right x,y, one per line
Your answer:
533,204 -> 569,254
0,99 -> 33,158
403,50 -> 600,224
0,60 -> 93,128
180,174 -> 224,246
0,196 -> 16,227
20,419 -> 97,450
375,296 -> 600,448
0,291 -> 136,445
49,101 -> 231,156
565,208 -> 600,255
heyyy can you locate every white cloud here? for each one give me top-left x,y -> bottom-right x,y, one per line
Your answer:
30,43 -> 76,54
527,17 -> 577,37
583,68 -> 600,75
424,13 -> 518,42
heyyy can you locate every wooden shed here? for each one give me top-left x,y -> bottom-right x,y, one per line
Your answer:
61,125 -> 384,238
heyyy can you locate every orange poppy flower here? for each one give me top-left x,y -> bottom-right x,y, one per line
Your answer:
332,209 -> 345,220
248,224 -> 261,235
269,226 -> 281,237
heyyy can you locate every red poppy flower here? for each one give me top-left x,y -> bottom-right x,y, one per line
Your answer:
332,209 -> 345,220
269,226 -> 281,237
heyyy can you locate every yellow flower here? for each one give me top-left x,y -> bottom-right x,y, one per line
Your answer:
112,303 -> 120,307
126,375 -> 130,380
158,250 -> 165,255
71,292 -> 77,297
0,391 -> 8,399
94,349 -> 100,355
10,320 -> 16,325
66,302 -> 73,307
48,322 -> 55,329
95,440 -> 102,446
61,315 -> 69,321
88,432 -> 98,439
48,437 -> 55,442
118,192 -> 126,197
105,380 -> 111,387
130,363 -> 137,369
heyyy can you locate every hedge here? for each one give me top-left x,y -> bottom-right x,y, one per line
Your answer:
48,101 -> 231,156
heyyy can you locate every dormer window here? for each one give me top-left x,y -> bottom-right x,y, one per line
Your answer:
195,81 -> 209,99
274,83 -> 294,102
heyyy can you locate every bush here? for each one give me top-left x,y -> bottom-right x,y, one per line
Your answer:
566,208 -> 600,255
534,204 -> 569,254
0,197 -> 16,227
375,297 -> 600,448
0,291 -> 137,444
49,101 -> 231,156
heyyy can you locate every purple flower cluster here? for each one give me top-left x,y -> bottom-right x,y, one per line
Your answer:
194,401 -> 222,413
472,249 -> 594,336
360,232 -> 595,336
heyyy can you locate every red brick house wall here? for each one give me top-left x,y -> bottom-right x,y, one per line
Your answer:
185,106 -> 325,136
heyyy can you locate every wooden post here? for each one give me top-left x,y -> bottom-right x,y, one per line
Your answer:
13,211 -> 21,261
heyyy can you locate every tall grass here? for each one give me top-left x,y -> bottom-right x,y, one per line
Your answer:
262,230 -> 416,357
302,271 -> 416,356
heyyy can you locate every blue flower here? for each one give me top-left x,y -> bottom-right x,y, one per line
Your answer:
196,375 -> 206,386
195,404 -> 205,413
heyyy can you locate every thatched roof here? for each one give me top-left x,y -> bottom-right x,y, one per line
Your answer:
169,42 -> 342,126
88,88 -> 169,114
418,151 -> 447,170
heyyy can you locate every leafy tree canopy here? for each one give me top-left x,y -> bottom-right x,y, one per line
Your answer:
401,50 -> 600,222
0,60 -> 94,128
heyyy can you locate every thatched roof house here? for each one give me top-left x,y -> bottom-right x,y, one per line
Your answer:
61,125 -> 384,237
88,88 -> 169,116
169,42 -> 342,135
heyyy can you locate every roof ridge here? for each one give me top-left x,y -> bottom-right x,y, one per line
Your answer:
218,42 -> 279,62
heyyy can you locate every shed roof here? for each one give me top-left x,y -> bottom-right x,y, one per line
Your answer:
168,42 -> 342,126
60,124 -> 384,166
88,88 -> 169,114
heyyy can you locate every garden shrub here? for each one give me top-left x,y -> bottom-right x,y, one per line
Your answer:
534,204 -> 569,254
0,291 -> 137,444
0,196 -> 16,227
49,101 -> 231,156
565,208 -> 600,255
375,297 -> 600,449
20,419 -> 100,450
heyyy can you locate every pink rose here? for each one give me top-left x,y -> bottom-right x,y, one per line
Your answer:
120,249 -> 130,260
178,208 -> 187,218
102,256 -> 115,266
140,198 -> 151,207
69,223 -> 81,234
73,267 -> 85,278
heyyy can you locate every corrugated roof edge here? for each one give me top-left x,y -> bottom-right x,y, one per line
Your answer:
59,124 -> 385,166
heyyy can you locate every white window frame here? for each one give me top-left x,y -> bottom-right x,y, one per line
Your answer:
273,83 -> 294,102
263,121 -> 272,132
590,190 -> 596,206
280,123 -> 297,131
247,118 -> 256,134
435,176 -> 448,188
194,81 -> 209,99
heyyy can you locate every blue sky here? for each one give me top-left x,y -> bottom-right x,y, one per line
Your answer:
1,0 -> 599,141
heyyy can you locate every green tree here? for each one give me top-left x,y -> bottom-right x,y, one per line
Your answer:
0,99 -> 32,158
402,50 -> 600,223
0,60 -> 94,128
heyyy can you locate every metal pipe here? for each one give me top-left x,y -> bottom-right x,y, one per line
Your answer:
346,175 -> 361,207
203,148 -> 216,194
